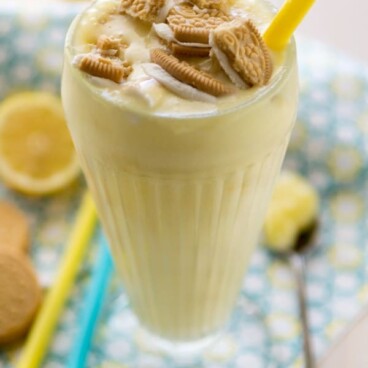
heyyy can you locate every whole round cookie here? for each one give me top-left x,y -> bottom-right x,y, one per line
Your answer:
0,250 -> 41,345
0,201 -> 30,253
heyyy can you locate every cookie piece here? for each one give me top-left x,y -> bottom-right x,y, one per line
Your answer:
120,0 -> 165,23
77,54 -> 132,83
170,42 -> 211,57
96,35 -> 128,57
150,48 -> 234,96
191,0 -> 227,11
167,3 -> 231,44
210,19 -> 273,87
0,250 -> 41,345
153,23 -> 210,57
0,201 -> 29,253
142,63 -> 216,103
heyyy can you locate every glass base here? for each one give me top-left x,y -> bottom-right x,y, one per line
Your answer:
135,326 -> 221,361
89,292 -> 272,367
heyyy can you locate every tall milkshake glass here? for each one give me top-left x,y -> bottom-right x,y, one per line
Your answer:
62,0 -> 298,352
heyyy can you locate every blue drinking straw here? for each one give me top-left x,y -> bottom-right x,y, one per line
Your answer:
68,233 -> 113,368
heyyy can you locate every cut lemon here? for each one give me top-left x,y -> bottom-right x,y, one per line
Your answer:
0,91 -> 80,195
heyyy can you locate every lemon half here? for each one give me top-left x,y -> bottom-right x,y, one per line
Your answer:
0,92 -> 80,195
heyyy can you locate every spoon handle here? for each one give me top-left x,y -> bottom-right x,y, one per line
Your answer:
290,253 -> 315,368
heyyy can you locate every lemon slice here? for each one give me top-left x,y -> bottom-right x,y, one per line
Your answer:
0,92 -> 80,195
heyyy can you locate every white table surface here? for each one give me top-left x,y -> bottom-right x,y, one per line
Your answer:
319,305 -> 368,368
271,0 -> 367,65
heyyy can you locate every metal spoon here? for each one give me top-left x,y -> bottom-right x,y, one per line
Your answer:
288,221 -> 318,368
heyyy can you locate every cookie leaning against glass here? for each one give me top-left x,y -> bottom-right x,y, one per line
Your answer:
0,201 -> 41,346
0,249 -> 42,345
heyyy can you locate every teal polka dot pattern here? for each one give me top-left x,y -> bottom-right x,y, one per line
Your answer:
0,3 -> 368,367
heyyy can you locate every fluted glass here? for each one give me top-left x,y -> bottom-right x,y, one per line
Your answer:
62,13 -> 298,345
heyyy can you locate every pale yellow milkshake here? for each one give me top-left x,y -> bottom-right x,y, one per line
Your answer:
62,0 -> 298,345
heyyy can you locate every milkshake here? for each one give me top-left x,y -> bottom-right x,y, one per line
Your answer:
62,0 -> 298,345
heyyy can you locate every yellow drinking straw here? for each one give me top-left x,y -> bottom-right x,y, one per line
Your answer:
263,0 -> 316,51
16,192 -> 97,368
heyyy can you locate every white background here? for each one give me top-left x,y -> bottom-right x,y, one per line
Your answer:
271,0 -> 367,65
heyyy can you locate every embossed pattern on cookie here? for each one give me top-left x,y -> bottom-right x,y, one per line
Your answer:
150,48 -> 234,96
166,4 -> 231,44
78,55 -> 132,83
211,19 -> 273,87
191,0 -> 227,11
120,0 -> 165,23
